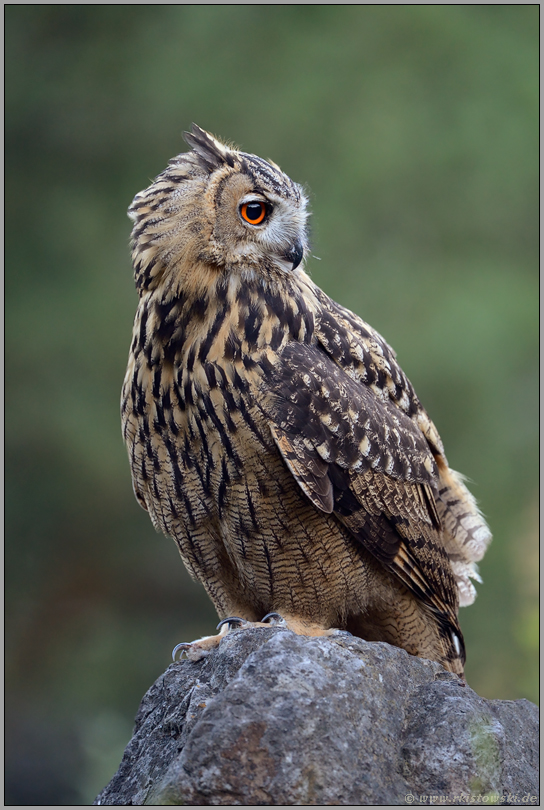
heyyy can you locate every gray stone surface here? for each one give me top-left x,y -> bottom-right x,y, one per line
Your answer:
94,627 -> 539,806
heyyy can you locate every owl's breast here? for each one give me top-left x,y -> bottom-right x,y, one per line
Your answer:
122,331 -> 273,524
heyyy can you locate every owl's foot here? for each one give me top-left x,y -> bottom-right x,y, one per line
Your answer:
219,612 -> 336,639
172,613 -> 283,662
171,621 -> 231,662
277,614 -> 338,637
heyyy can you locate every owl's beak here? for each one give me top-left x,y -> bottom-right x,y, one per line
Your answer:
282,240 -> 304,271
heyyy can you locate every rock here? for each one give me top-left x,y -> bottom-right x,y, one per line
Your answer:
94,627 -> 539,806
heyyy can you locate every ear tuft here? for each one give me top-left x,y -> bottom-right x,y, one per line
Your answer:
183,124 -> 234,171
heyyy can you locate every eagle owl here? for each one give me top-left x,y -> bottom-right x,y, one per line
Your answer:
122,125 -> 491,675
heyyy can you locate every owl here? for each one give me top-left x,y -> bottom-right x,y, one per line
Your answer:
122,125 -> 491,676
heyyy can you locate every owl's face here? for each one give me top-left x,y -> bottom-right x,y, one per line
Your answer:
129,126 -> 310,294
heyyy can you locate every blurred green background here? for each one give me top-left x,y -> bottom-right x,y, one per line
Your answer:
6,5 -> 538,805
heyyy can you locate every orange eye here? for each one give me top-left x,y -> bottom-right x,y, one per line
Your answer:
240,201 -> 267,225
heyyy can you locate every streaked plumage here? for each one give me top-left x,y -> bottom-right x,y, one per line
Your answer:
121,125 -> 491,675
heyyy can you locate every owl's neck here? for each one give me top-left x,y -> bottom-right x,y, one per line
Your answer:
134,263 -> 320,372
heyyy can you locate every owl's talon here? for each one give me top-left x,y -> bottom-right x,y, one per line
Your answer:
172,642 -> 194,662
216,616 -> 246,631
261,612 -> 284,625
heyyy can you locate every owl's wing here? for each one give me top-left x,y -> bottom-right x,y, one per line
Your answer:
314,292 -> 491,608
258,340 -> 463,652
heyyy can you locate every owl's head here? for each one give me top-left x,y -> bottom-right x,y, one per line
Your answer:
129,125 -> 309,295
